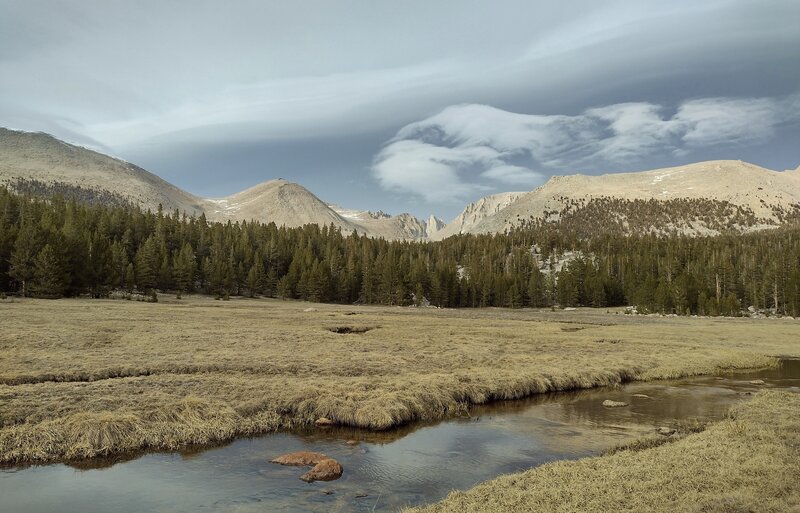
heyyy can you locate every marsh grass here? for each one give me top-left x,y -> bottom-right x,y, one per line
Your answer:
0,297 -> 797,465
405,391 -> 800,513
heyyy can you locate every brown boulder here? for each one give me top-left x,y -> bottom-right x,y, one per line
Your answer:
270,451 -> 328,466
300,458 -> 344,483
271,451 -> 344,483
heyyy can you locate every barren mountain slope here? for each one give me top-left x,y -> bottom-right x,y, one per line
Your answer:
328,205 -> 434,239
0,128 -> 206,215
207,179 -> 359,232
5,129 -> 797,240
431,192 -> 525,240
426,215 -> 446,238
0,128 -> 430,239
468,160 -> 800,234
213,181 -> 429,239
352,213 -> 429,240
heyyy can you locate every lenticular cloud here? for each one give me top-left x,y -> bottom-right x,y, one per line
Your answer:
372,92 -> 800,203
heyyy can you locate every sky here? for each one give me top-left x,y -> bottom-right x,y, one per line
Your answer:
2,1 -> 799,220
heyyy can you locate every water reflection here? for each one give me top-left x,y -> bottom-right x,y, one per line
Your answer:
1,360 -> 797,513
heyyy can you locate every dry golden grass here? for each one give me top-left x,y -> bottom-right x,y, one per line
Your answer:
1,296 -> 798,464
405,390 -> 800,513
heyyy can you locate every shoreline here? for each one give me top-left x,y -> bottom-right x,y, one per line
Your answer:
404,390 -> 800,513
0,358 -> 784,467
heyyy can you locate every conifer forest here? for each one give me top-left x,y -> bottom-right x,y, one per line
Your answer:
1,187 -> 799,316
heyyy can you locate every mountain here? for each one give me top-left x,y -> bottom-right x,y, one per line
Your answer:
3,128 -> 798,240
426,215 -> 446,238
327,205 -> 431,239
205,182 -> 433,239
441,160 -> 800,237
209,179 -> 355,230
0,128 -> 430,240
0,128 -> 207,215
430,192 -> 525,241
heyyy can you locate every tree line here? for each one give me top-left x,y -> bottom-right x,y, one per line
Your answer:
1,187 -> 799,316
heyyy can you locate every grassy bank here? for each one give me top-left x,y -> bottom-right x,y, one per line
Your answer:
405,391 -> 800,513
1,296 -> 798,464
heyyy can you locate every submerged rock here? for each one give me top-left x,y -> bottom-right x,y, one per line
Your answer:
270,451 -> 328,466
300,458 -> 344,482
657,426 -> 676,436
631,394 -> 651,399
749,379 -> 766,385
271,451 -> 344,483
602,400 -> 629,407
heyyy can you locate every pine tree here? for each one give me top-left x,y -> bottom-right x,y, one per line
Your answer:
506,281 -> 522,308
124,263 -> 136,292
60,204 -> 89,295
30,244 -> 69,298
135,235 -> 159,292
173,243 -> 196,298
0,191 -> 17,291
109,242 -> 129,290
9,221 -> 39,296
721,292 -> 741,316
159,254 -> 172,291
276,275 -> 292,299
245,262 -> 264,298
414,282 -> 425,306
86,231 -> 112,297
360,261 -> 375,303
556,266 -> 579,307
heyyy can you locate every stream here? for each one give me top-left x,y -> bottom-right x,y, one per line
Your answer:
2,359 -> 798,513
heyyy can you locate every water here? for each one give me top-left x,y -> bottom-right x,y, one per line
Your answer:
2,360 -> 798,513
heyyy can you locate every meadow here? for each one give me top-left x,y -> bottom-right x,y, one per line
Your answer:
1,295 -> 798,465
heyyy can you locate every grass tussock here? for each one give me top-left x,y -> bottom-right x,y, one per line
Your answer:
0,297 -> 797,464
405,391 -> 800,513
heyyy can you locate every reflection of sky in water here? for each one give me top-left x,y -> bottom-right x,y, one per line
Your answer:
2,362 -> 797,513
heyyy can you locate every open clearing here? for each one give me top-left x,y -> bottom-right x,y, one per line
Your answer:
0,296 -> 798,465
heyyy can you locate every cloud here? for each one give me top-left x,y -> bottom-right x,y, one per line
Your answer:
675,97 -> 785,147
372,92 -> 800,203
76,62 -> 459,148
481,165 -> 544,185
372,140 -> 495,203
584,103 -> 681,162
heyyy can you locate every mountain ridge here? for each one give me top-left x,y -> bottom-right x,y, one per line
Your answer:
0,128 -> 433,240
2,127 -> 798,239
464,160 -> 800,236
0,128 -> 207,216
